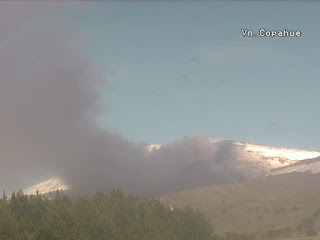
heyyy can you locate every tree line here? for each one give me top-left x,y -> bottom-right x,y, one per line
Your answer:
0,190 -> 218,240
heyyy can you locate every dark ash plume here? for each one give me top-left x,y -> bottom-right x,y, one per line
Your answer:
0,3 -> 241,196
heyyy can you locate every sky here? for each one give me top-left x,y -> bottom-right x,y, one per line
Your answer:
66,1 -> 320,150
10,1 -> 320,150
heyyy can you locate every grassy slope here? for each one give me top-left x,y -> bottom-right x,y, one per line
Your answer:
159,173 -> 320,237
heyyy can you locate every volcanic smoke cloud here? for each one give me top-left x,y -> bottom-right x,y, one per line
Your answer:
0,3 -> 238,196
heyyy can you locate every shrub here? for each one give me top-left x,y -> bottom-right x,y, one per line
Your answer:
266,226 -> 292,239
224,232 -> 255,240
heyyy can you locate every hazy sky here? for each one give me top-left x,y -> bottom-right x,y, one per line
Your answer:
72,1 -> 319,150
12,2 -> 320,150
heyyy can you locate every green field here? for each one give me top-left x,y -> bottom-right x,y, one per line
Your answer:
160,173 -> 320,239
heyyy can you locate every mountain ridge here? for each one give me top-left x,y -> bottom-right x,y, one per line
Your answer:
21,137 -> 320,196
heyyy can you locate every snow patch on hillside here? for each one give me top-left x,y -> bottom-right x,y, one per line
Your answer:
237,142 -> 320,161
269,158 -> 320,176
24,177 -> 69,195
22,139 -> 320,196
145,144 -> 164,154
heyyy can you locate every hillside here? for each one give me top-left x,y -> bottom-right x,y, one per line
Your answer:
146,138 -> 320,179
269,157 -> 320,176
160,172 -> 320,238
20,138 -> 320,197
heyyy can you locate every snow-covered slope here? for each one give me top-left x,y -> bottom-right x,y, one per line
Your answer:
23,177 -> 69,195
145,144 -> 165,154
229,142 -> 320,176
269,157 -> 320,176
240,142 -> 320,161
23,137 -> 320,195
145,137 -> 320,178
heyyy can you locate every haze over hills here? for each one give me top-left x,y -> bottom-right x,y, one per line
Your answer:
22,136 -> 320,196
160,172 -> 320,236
15,137 -> 320,238
146,137 -> 320,178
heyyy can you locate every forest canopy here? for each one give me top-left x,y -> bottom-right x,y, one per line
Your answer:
0,190 -> 217,240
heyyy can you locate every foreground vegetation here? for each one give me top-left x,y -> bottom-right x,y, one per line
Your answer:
0,190 -> 217,240
160,173 -> 320,239
2,173 -> 320,240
